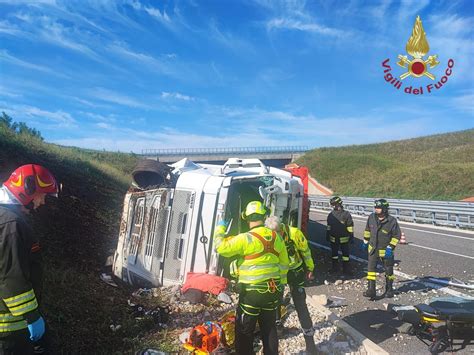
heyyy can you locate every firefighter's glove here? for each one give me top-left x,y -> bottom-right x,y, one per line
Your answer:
350,233 -> 355,244
360,241 -> 369,251
28,316 -> 45,342
385,246 -> 394,259
217,220 -> 230,228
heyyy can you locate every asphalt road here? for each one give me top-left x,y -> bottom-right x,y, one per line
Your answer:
305,210 -> 474,354
309,210 -> 474,286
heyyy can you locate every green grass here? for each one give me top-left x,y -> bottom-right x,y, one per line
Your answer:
0,127 -> 158,353
297,129 -> 474,200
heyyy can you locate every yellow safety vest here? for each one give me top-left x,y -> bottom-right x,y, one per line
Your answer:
214,225 -> 289,284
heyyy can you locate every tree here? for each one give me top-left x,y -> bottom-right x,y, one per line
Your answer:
0,112 -> 43,140
0,112 -> 13,128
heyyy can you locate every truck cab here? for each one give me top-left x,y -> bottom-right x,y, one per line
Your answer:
113,158 -> 304,287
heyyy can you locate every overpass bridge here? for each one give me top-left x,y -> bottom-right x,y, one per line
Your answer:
141,146 -> 310,167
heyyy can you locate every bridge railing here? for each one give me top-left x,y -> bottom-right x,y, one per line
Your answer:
309,195 -> 474,229
142,146 -> 309,156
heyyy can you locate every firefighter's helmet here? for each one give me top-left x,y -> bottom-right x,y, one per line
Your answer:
330,196 -> 343,207
4,164 -> 58,206
374,199 -> 389,214
242,201 -> 267,221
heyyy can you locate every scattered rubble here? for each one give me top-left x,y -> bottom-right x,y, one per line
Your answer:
127,283 -> 365,353
279,302 -> 365,354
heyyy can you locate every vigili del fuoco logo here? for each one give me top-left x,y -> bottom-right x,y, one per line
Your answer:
382,15 -> 454,95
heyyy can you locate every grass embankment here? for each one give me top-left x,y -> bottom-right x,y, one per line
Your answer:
0,128 -> 174,352
297,129 -> 474,200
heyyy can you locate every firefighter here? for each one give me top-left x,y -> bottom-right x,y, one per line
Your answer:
0,164 -> 58,354
326,196 -> 354,275
266,216 -> 317,354
361,199 -> 401,300
213,201 -> 289,355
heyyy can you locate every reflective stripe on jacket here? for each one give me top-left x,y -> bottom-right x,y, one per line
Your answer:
326,209 -> 354,242
364,213 -> 401,253
281,225 -> 314,272
0,206 -> 42,333
214,225 -> 289,284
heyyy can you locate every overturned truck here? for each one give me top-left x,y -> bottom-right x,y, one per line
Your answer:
113,158 -> 306,287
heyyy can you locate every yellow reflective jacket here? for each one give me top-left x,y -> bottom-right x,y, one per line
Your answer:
214,225 -> 289,284
281,225 -> 314,272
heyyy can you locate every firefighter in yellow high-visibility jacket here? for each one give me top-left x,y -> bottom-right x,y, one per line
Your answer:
266,216 -> 317,354
214,201 -> 289,355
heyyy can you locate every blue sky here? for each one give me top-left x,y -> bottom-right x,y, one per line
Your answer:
0,0 -> 473,153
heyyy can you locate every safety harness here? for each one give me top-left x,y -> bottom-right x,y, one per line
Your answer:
243,231 -> 279,260
242,231 -> 280,293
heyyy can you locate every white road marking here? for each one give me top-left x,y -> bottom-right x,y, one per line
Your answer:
308,240 -> 474,299
311,209 -> 474,240
408,243 -> 474,259
399,226 -> 473,240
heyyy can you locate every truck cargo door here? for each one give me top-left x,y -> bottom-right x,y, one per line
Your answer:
162,190 -> 195,284
127,197 -> 146,266
143,191 -> 172,272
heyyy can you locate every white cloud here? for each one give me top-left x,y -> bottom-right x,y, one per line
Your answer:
0,85 -> 22,99
90,88 -> 150,109
144,6 -> 171,22
128,0 -> 171,23
370,0 -> 393,19
398,0 -> 430,23
161,92 -> 194,101
451,92 -> 474,113
208,20 -> 255,53
96,122 -> 113,129
259,0 -> 349,38
0,0 -> 57,4
51,130 -> 283,152
81,111 -> 117,123
267,18 -> 347,37
49,111 -> 448,153
0,50 -> 67,77
0,103 -> 76,128
38,18 -> 99,60
108,42 -> 170,74
0,20 -> 23,35
427,14 -> 474,84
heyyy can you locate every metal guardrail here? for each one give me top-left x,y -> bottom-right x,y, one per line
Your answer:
142,146 -> 309,156
309,195 -> 474,229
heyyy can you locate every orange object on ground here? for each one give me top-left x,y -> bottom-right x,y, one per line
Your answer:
184,321 -> 222,354
181,272 -> 229,296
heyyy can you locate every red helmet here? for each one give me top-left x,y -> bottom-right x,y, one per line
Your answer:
4,164 -> 58,206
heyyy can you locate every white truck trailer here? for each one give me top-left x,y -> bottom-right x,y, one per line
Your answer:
113,158 -> 304,287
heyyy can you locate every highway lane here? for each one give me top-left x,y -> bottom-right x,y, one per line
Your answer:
306,210 -> 474,354
308,210 -> 474,285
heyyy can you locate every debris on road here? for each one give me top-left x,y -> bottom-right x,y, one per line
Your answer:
99,272 -> 118,287
425,277 -> 474,290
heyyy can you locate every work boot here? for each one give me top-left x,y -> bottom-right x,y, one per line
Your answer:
304,334 -> 318,354
363,280 -> 376,299
342,262 -> 353,276
385,278 -> 394,298
330,259 -> 339,273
